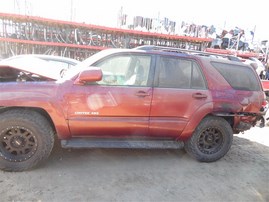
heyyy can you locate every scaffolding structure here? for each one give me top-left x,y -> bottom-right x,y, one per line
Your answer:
0,12 -> 212,60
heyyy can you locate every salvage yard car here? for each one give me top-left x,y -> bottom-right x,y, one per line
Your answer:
2,54 -> 80,69
0,54 -> 80,81
0,46 -> 266,171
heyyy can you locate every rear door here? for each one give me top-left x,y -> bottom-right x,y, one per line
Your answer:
67,53 -> 155,137
149,56 -> 210,137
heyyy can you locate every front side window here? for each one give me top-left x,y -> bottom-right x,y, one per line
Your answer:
157,56 -> 206,89
94,54 -> 151,86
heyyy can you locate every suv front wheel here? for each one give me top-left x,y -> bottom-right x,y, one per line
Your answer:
184,116 -> 233,162
0,109 -> 54,171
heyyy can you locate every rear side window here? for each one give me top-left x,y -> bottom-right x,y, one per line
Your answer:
211,62 -> 261,91
157,56 -> 206,89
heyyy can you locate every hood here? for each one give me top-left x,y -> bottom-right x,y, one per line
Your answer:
0,56 -> 62,80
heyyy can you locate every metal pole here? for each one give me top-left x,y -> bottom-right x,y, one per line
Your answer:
236,33 -> 240,51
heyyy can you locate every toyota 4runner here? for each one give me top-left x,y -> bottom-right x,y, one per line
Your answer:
0,46 -> 266,171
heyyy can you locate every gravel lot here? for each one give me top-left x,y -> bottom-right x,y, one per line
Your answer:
0,127 -> 268,202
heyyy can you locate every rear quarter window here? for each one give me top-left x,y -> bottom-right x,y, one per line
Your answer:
211,61 -> 261,91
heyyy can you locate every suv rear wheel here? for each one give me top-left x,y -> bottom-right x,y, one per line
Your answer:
0,109 -> 54,171
184,116 -> 233,162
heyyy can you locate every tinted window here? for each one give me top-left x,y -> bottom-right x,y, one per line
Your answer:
94,55 -> 151,86
157,57 -> 206,89
211,61 -> 261,91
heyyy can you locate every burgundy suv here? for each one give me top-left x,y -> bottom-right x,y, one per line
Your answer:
0,46 -> 266,171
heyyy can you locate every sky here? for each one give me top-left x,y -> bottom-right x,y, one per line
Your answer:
0,0 -> 268,41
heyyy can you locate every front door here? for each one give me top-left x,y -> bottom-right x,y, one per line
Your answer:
67,53 -> 154,137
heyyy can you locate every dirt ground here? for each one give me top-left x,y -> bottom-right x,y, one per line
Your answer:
0,127 -> 268,202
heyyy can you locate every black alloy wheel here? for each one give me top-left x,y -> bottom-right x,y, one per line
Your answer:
0,109 -> 54,172
0,126 -> 38,162
197,127 -> 224,155
184,116 -> 233,162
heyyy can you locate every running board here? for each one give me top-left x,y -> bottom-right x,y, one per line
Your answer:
61,138 -> 184,149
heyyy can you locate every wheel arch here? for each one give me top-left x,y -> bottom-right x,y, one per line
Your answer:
211,112 -> 234,128
0,106 -> 56,132
0,105 -> 71,139
179,102 -> 234,141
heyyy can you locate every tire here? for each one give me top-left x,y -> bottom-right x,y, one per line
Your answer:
0,109 -> 55,171
184,116 -> 233,162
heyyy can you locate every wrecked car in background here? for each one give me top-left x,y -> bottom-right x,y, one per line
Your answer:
0,54 -> 80,82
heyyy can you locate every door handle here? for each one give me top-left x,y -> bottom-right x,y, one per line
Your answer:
192,93 -> 207,99
135,91 -> 151,97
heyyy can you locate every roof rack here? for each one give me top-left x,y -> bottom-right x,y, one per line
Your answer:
134,45 -> 242,62
134,45 -> 190,53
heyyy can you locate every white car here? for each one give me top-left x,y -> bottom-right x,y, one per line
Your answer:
244,57 -> 265,77
0,54 -> 80,81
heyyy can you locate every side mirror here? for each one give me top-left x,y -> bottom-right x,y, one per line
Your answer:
74,67 -> 102,85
